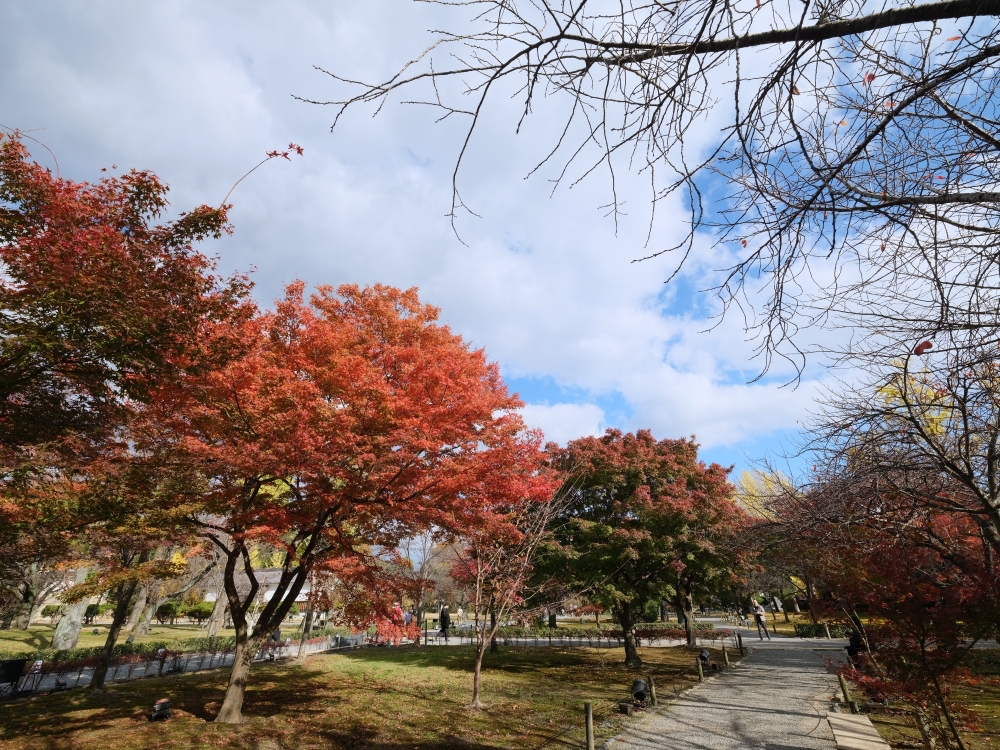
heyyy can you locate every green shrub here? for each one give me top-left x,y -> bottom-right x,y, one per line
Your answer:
183,601 -> 215,624
83,603 -> 113,623
794,623 -> 852,638
41,605 -> 60,619
155,601 -> 181,623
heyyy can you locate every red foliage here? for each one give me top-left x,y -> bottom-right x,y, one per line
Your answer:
141,281 -> 551,717
797,476 -> 1000,745
0,132 -> 250,451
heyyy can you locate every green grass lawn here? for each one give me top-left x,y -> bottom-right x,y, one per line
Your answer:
0,624 -> 229,656
0,644 -> 733,749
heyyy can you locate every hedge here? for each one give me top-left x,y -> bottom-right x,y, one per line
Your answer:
793,623 -> 853,638
0,635 -> 240,663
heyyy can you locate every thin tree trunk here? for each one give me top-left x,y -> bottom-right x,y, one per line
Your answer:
806,576 -> 817,624
51,568 -> 90,650
929,666 -> 966,750
90,581 -> 139,690
489,609 -> 498,654
296,606 -> 314,662
469,636 -> 488,708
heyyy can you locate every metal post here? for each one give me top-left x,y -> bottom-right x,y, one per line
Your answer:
737,632 -> 745,656
585,701 -> 595,750
696,658 -> 704,682
723,642 -> 730,666
648,675 -> 658,707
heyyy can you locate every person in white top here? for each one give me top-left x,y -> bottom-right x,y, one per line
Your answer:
752,601 -> 771,641
456,607 -> 464,626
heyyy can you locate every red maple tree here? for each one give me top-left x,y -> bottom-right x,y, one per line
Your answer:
142,281 -> 549,723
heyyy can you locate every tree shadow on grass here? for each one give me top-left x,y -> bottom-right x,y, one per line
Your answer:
0,650 -> 656,750
0,627 -> 53,653
338,646 -> 599,676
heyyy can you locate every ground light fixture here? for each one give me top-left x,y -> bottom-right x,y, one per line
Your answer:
630,678 -> 648,703
149,697 -> 171,721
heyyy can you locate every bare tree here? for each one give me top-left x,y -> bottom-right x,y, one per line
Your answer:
449,490 -> 566,709
813,346 -> 1000,552
311,0 -> 1000,372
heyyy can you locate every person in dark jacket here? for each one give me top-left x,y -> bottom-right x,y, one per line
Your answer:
439,606 -> 451,643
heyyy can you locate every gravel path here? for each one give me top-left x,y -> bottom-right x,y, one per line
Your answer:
608,636 -> 844,750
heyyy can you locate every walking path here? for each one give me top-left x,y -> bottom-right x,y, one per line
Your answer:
609,630 -> 846,750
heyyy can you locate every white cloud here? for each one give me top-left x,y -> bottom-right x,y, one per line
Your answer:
0,0 -> 833,464
520,403 -> 606,447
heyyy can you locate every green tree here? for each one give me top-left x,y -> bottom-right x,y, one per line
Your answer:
541,429 -> 740,666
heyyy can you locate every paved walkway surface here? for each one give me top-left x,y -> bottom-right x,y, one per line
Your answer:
609,633 -> 845,750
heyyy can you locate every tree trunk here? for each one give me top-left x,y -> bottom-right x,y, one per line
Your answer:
10,582 -> 35,630
296,606 -> 314,662
207,593 -> 227,637
619,602 -> 642,667
489,609 -> 498,653
676,579 -> 697,647
805,576 -> 817,624
131,598 -> 156,635
125,584 -> 148,632
215,630 -> 262,724
468,637 -> 488,708
51,568 -> 90,650
90,581 -> 138,690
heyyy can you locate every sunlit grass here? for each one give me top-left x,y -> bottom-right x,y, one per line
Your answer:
0,624 -> 227,655
0,644 -> 734,749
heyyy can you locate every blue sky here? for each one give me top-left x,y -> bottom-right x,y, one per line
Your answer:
0,0 -> 829,479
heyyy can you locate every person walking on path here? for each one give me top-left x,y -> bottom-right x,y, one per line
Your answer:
736,606 -> 748,628
753,601 -> 771,640
439,605 -> 451,643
